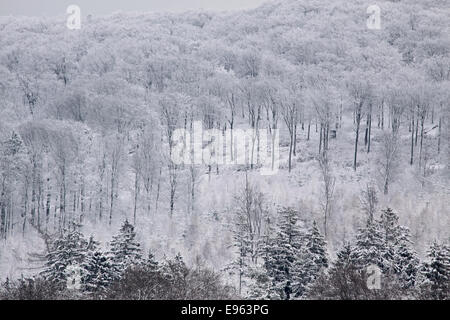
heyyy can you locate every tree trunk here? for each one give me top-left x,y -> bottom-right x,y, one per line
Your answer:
288,131 -> 293,173
319,124 -> 323,155
438,116 -> 442,154
109,171 -> 115,226
354,113 -> 361,171
410,116 -> 414,165
133,170 -> 139,225
307,121 -> 311,141
293,124 -> 297,156
367,112 -> 372,153
419,116 -> 425,169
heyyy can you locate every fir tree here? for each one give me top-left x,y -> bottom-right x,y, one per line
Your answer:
392,227 -> 419,289
41,229 -> 88,286
87,235 -> 100,251
159,253 -> 189,298
247,266 -> 272,299
296,221 -> 328,296
306,221 -> 328,272
109,220 -> 142,273
266,207 -> 305,300
353,218 -> 385,270
420,241 -> 450,300
145,251 -> 159,272
82,250 -> 115,296
377,208 -> 419,287
377,208 -> 401,269
334,243 -> 359,271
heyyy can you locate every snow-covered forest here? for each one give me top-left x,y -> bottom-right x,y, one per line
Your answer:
0,0 -> 449,300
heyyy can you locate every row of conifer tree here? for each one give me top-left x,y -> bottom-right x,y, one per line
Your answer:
1,208 -> 449,299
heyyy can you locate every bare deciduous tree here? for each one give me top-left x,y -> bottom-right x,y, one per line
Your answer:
378,131 -> 400,195
318,154 -> 335,238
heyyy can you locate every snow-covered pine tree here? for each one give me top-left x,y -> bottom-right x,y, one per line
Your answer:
377,208 -> 401,269
41,228 -> 89,287
159,253 -> 189,298
420,241 -> 450,300
82,250 -> 115,296
353,217 -> 385,270
145,251 -> 159,272
247,266 -> 272,299
228,205 -> 251,295
393,227 -> 419,289
334,243 -> 359,271
296,221 -> 328,297
306,221 -> 328,272
109,220 -> 142,274
377,208 -> 419,288
87,235 -> 100,251
306,243 -> 364,300
265,207 -> 305,300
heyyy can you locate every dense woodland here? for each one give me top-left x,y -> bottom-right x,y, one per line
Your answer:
0,0 -> 449,299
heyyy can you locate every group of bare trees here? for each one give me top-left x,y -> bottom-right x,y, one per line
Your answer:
0,0 -> 448,266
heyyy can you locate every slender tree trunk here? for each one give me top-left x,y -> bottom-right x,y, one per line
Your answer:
133,170 -> 139,225
367,112 -> 372,153
31,156 -> 37,226
23,181 -> 28,236
155,167 -> 162,213
410,116 -> 415,165
354,112 -> 361,171
109,171 -> 115,226
384,170 -> 389,195
419,116 -> 425,169
46,178 -> 51,231
438,116 -> 442,154
319,124 -> 323,155
293,124 -> 297,156
288,122 -> 294,173
288,131 -> 293,173
307,121 -> 311,141
415,115 -> 419,146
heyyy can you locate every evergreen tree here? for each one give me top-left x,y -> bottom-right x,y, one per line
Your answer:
392,227 -> 419,289
307,244 -> 362,299
265,207 -> 305,300
377,208 -> 419,288
159,253 -> 189,298
82,250 -> 115,295
81,236 -> 115,296
296,221 -> 328,296
377,208 -> 401,270
41,229 -> 88,286
247,266 -> 272,299
145,251 -> 159,272
109,220 -> 142,274
353,218 -> 385,270
87,235 -> 100,251
420,241 -> 450,300
306,221 -> 328,272
334,244 -> 359,271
